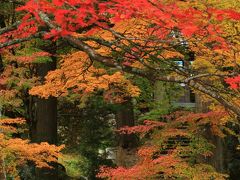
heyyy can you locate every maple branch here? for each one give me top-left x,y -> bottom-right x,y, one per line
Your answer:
157,73 -> 240,116
0,31 -> 45,49
0,21 -> 20,35
188,80 -> 240,115
0,17 -> 36,36
63,45 -> 240,116
36,11 -> 151,78
100,26 -> 174,44
184,73 -> 236,82
76,36 -> 114,48
36,10 -> 240,117
65,36 -> 150,78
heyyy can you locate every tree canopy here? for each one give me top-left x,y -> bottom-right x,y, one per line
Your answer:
0,0 -> 239,179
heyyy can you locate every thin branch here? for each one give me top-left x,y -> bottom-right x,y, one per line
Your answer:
184,73 -> 236,82
0,31 -> 45,49
0,21 -> 20,35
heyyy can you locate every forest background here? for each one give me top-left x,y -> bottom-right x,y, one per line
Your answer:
0,0 -> 240,179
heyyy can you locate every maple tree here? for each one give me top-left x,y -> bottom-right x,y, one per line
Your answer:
0,0 -> 239,179
2,0 -> 236,115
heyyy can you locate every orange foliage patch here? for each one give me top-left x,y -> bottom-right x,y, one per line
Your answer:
30,51 -> 140,103
0,118 -> 64,178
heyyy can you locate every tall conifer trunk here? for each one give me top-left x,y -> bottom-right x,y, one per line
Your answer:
153,81 -> 170,109
195,94 -> 227,173
31,48 -> 58,180
115,100 -> 138,167
31,61 -> 57,144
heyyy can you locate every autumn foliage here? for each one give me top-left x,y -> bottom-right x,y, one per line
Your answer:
29,51 -> 140,103
0,118 -> 63,179
98,110 -> 230,179
0,0 -> 239,179
226,75 -> 240,89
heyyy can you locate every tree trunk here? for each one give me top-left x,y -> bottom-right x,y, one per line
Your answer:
195,94 -> 211,113
31,56 -> 58,180
115,100 -> 138,167
31,96 -> 57,144
153,81 -> 170,109
195,93 -> 227,173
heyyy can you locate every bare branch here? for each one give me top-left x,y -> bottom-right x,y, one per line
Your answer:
0,31 -> 45,49
184,73 -> 236,82
0,21 -> 20,35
